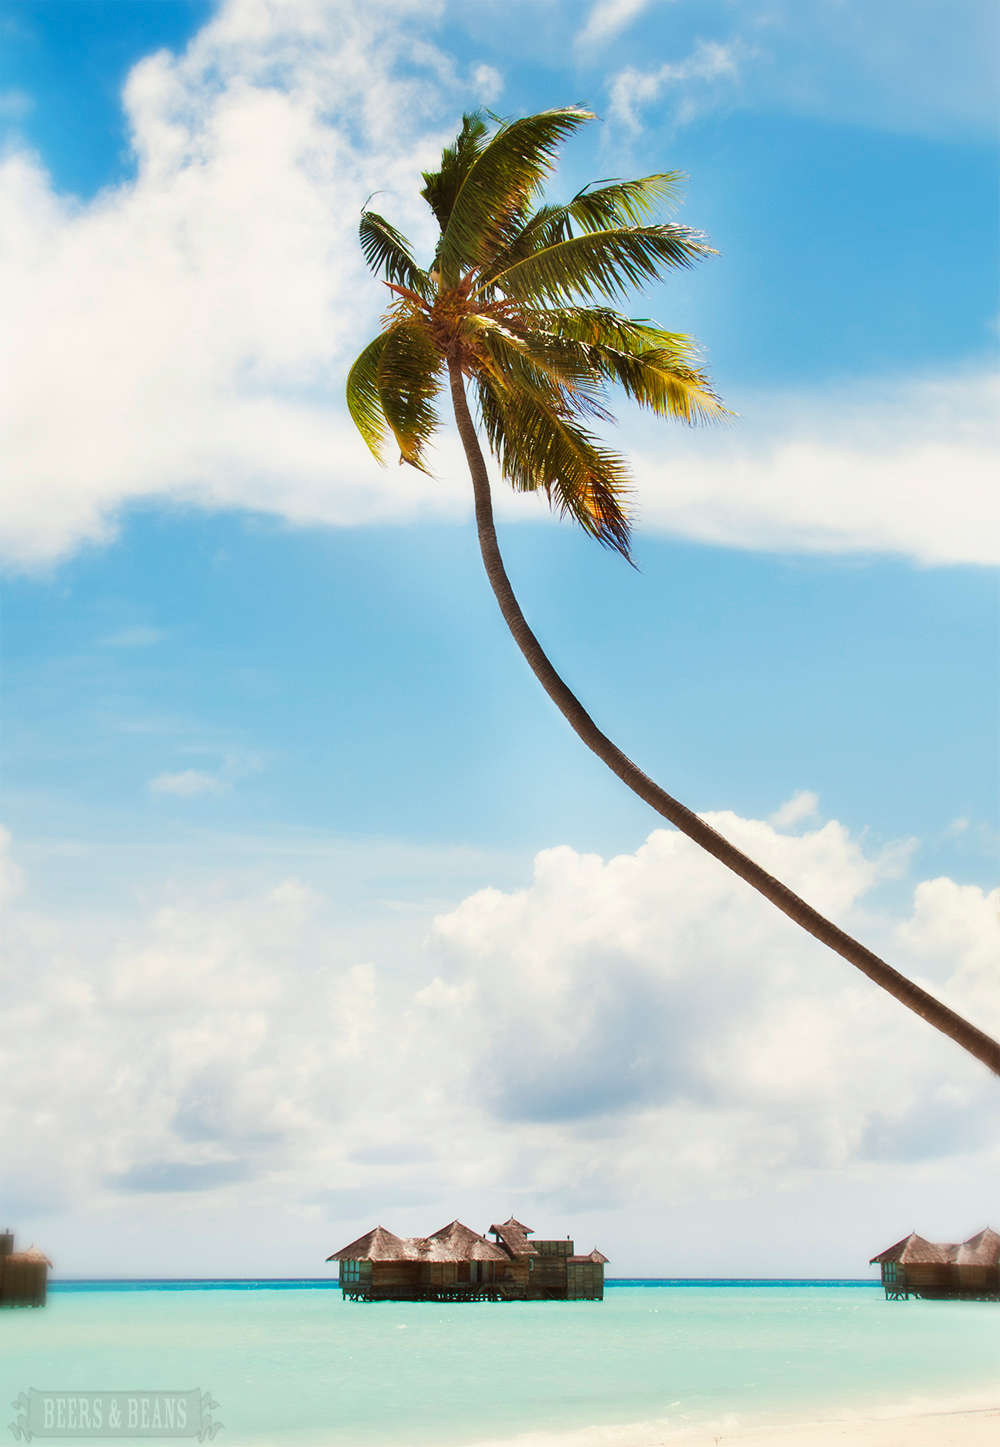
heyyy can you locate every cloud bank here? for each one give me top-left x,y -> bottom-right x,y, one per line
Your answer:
3,809 -> 995,1251
2,0 -> 996,569
1,0 -> 478,565
631,372 -> 1000,565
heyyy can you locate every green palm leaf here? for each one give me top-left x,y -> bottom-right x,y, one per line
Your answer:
346,333 -> 391,463
459,313 -> 610,413
435,107 -> 593,284
346,326 -> 442,470
420,111 -> 491,232
376,320 -> 443,471
477,375 -> 633,557
536,307 -> 670,349
485,224 -> 714,305
479,178 -> 690,290
562,174 -> 685,231
535,308 -> 730,422
589,348 -> 728,423
359,212 -> 432,296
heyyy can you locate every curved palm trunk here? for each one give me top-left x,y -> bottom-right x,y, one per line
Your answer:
447,360 -> 1000,1077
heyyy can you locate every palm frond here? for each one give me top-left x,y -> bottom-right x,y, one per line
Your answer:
476,376 -> 633,557
376,320 -> 443,470
590,348 -> 729,423
535,307 -> 671,350
346,333 -> 391,463
535,308 -> 731,423
420,111 -> 491,232
359,212 -> 432,296
478,177 -> 685,289
473,203 -> 566,284
536,175 -> 686,251
564,174 -> 685,230
485,224 -> 714,306
350,107 -> 727,556
436,107 -> 593,284
459,313 -> 609,411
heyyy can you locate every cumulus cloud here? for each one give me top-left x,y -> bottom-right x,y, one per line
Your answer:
1,810 -> 995,1235
770,790 -> 819,828
0,0 -> 476,568
607,39 -> 742,132
1,0 -> 995,570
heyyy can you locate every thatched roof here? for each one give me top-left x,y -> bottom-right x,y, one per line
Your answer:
327,1219 -> 507,1264
426,1221 -> 508,1261
326,1225 -> 412,1263
870,1233 -> 951,1266
954,1228 -> 1000,1267
503,1218 -> 534,1235
870,1228 -> 999,1267
490,1220 -> 538,1257
327,1214 -> 610,1268
5,1248 -> 52,1267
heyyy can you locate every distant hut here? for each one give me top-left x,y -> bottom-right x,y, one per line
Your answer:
328,1222 -> 509,1300
488,1218 -> 608,1300
870,1228 -> 999,1301
327,1215 -> 607,1302
0,1231 -> 52,1308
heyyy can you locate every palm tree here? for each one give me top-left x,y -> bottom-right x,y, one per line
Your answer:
346,106 -> 999,1077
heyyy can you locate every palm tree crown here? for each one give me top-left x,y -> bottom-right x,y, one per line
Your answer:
346,107 -> 999,1078
348,105 -> 727,558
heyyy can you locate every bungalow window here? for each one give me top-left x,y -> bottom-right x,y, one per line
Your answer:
343,1260 -> 362,1283
884,1262 -> 897,1282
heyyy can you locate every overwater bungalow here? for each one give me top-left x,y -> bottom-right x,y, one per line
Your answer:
0,1230 -> 51,1308
870,1227 -> 999,1300
327,1216 -> 607,1302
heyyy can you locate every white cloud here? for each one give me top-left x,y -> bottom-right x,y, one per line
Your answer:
1,809 -> 995,1255
607,39 -> 741,132
770,790 -> 819,828
631,370 -> 1000,565
577,0 -> 655,49
0,0 -> 471,569
149,769 -> 229,797
470,63 -> 504,104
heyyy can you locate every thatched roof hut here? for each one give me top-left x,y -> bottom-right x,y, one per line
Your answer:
0,1232 -> 51,1308
327,1214 -> 607,1302
871,1227 -> 999,1300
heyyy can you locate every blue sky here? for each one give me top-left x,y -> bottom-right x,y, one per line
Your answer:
1,0 -> 997,1278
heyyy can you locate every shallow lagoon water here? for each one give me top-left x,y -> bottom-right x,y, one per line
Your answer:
1,1282 -> 996,1446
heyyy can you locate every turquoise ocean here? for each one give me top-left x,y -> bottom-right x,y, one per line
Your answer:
2,1281 -> 997,1446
